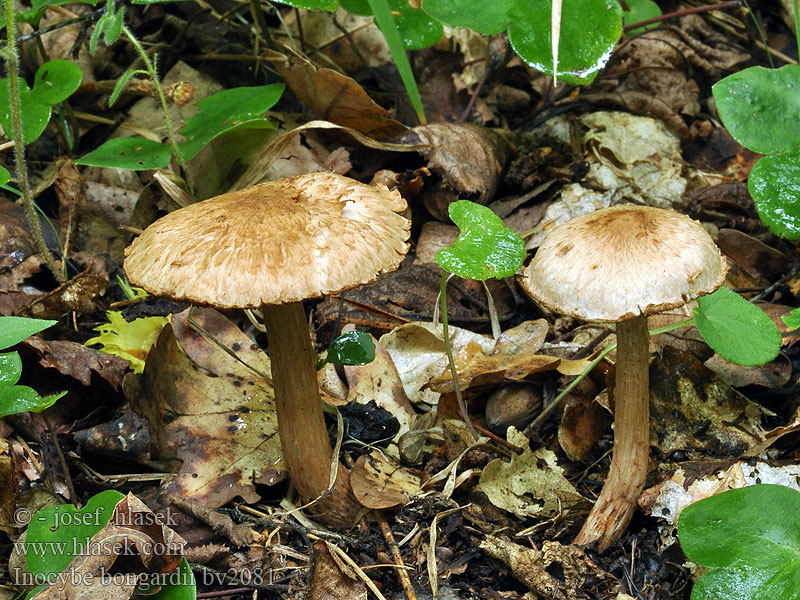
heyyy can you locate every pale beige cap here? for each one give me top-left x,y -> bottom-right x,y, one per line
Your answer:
123,173 -> 410,308
521,205 -> 727,322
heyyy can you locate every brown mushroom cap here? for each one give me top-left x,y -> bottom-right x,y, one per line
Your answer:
123,173 -> 411,308
521,205 -> 727,322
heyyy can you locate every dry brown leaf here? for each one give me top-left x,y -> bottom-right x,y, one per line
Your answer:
308,540 -> 367,600
126,308 -> 283,507
23,337 -> 129,388
265,49 -> 407,140
427,319 -> 558,393
349,451 -> 423,509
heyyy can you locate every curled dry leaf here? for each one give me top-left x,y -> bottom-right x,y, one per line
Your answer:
264,49 -> 407,141
427,319 -> 558,393
23,337 -> 129,388
349,451 -> 423,509
479,428 -> 584,518
125,308 -> 283,507
399,123 -> 509,218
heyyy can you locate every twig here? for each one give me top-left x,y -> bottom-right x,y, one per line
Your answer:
42,411 -> 77,504
623,1 -> 741,31
376,510 -> 417,600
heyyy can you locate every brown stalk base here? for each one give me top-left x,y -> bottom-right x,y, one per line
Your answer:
262,301 -> 361,528
573,314 -> 650,552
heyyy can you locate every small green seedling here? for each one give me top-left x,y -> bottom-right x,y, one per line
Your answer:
76,84 -> 284,170
622,0 -> 661,36
678,484 -> 800,600
0,316 -> 65,418
0,59 -> 82,144
321,330 -> 376,368
713,65 -> 800,239
23,489 -> 195,599
783,307 -> 800,330
435,199 -> 525,438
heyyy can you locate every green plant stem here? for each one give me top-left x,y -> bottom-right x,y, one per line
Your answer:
440,271 -> 479,441
525,317 -> 695,434
2,0 -> 65,283
740,0 -> 775,69
366,0 -> 427,125
121,26 -> 194,196
794,0 -> 800,53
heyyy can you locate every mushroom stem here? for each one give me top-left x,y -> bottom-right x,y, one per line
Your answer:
261,301 -> 360,528
574,313 -> 650,552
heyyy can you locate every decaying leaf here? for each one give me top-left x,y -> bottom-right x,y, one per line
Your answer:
480,535 -> 619,599
349,450 -> 423,509
308,540 -> 367,600
479,428 -> 584,518
649,346 -> 768,458
427,319 -> 558,393
125,308 -> 283,507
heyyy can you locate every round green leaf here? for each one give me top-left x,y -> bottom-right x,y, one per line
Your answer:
76,137 -> 173,170
693,287 -> 781,366
712,65 -> 800,155
25,490 -> 125,576
32,59 -> 82,105
623,0 -> 661,36
748,153 -> 800,239
326,331 -> 376,366
782,308 -> 800,330
0,81 -> 52,144
435,200 -> 525,280
421,0 -> 512,34
678,485 -> 800,600
0,351 -> 22,386
507,0 -> 622,85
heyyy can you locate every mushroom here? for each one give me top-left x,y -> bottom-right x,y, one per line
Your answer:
521,205 -> 726,551
123,172 -> 410,527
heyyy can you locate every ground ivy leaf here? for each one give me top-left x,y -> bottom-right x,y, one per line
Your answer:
713,65 -> 800,155
326,331 -> 376,366
678,484 -> 800,600
421,0 -> 512,35
435,200 -> 525,280
748,153 -> 800,239
32,59 -> 82,105
694,287 -> 781,366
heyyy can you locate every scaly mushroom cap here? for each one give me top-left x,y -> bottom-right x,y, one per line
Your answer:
521,205 -> 727,322
123,173 -> 410,307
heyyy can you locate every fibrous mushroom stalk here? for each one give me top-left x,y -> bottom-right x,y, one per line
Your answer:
261,301 -> 361,527
573,314 -> 650,551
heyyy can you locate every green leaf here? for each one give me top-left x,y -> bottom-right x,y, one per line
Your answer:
270,0 -> 339,10
326,331 -> 376,366
108,69 -> 139,107
748,153 -> 800,239
32,59 -> 82,105
678,484 -> 800,600
783,308 -> 800,330
0,385 -> 63,417
0,81 -> 52,145
367,0 -> 426,122
623,0 -> 661,36
0,352 -> 22,386
694,287 -> 781,366
0,316 -> 57,350
342,0 -> 442,48
103,5 -> 125,45
435,200 -> 525,280
421,0 -> 512,34
177,84 -> 284,161
713,65 -> 800,155
76,137 -> 173,170
507,0 -> 622,85
3,0 -> 98,27
0,166 -> 9,187
25,490 -> 126,576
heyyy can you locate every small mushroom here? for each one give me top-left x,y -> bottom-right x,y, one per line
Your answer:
123,173 -> 410,527
521,205 -> 726,551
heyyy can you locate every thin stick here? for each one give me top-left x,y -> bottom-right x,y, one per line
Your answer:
376,510 -> 417,600
42,412 -> 77,505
